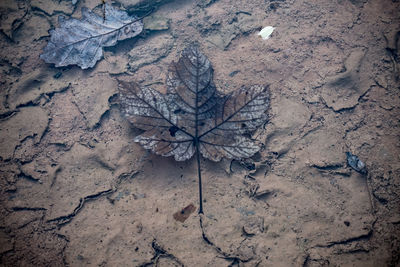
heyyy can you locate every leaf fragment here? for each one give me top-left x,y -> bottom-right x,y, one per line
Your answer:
40,4 -> 143,69
119,81 -> 195,161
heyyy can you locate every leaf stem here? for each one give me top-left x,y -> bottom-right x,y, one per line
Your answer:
196,140 -> 204,214
193,48 -> 204,214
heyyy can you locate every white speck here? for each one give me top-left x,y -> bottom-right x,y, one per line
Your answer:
258,26 -> 275,40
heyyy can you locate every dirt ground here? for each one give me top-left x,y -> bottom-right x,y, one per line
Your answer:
1,0 -> 400,266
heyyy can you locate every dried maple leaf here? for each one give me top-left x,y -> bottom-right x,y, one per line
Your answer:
119,46 -> 270,213
40,3 -> 143,69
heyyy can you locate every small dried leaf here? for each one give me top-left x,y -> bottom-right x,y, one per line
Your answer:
40,4 -> 143,69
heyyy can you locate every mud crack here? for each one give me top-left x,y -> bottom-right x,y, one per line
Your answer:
46,171 -> 139,228
139,239 -> 184,267
46,189 -> 114,227
199,215 -> 254,264
11,206 -> 47,211
314,218 -> 376,249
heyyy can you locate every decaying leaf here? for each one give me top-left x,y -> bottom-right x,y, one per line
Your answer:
346,152 -> 367,175
40,3 -> 143,69
119,46 -> 270,213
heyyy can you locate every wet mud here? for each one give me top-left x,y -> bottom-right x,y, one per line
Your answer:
1,0 -> 400,266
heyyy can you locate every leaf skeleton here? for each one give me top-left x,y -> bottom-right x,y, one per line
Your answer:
118,45 -> 270,214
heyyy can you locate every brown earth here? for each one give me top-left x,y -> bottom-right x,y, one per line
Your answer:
1,0 -> 400,266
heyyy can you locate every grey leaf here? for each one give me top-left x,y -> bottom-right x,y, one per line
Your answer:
118,45 -> 270,213
40,4 -> 143,69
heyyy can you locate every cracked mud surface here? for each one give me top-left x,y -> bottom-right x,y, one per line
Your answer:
1,0 -> 400,266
